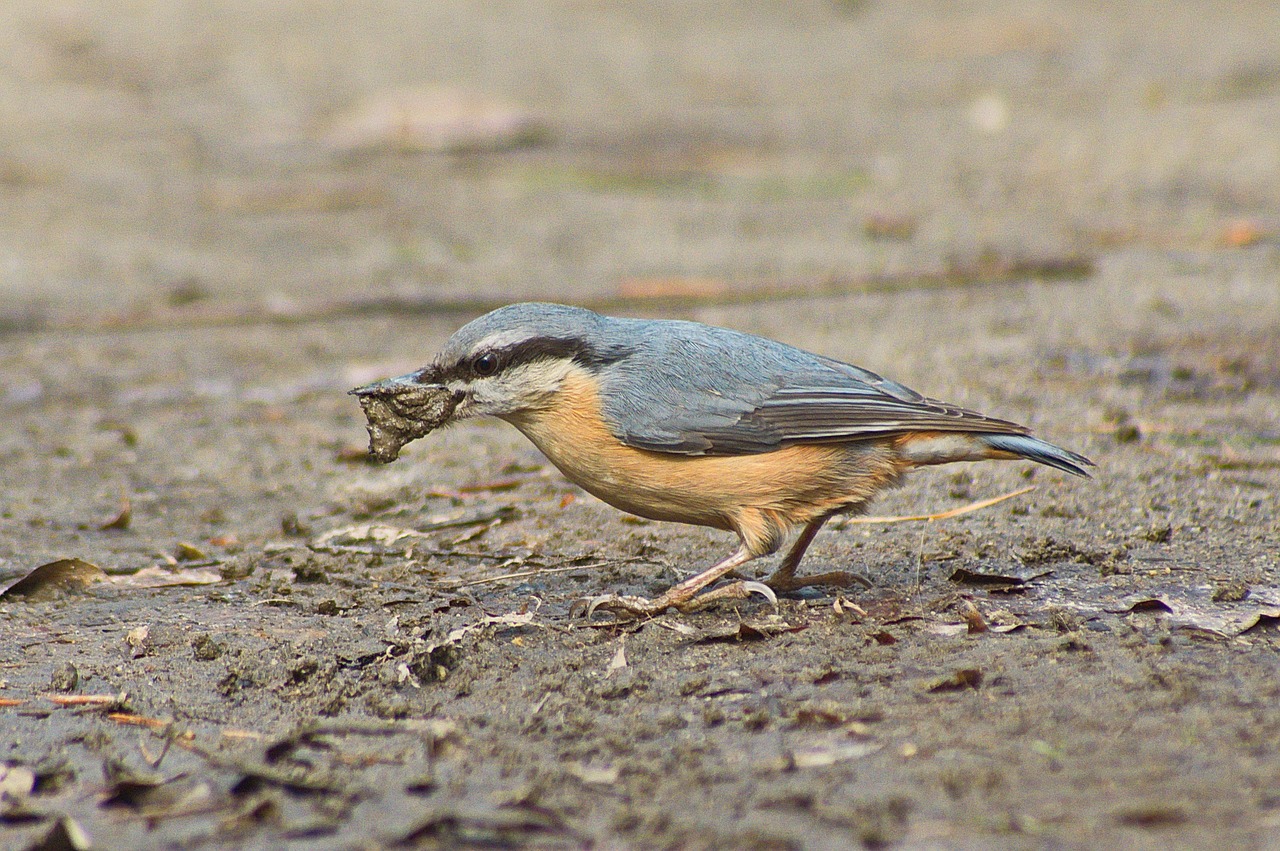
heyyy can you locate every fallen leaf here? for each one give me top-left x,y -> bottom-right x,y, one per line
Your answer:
99,494 -> 132,531
949,566 -> 1052,586
606,643 -> 628,675
1,559 -> 107,601
1115,598 -> 1174,614
0,763 -> 36,798
1109,588 -> 1280,637
1242,614 -> 1280,635
789,701 -> 859,728
1115,804 -> 1188,827
927,669 -> 983,692
694,618 -> 807,643
102,773 -> 216,819
114,566 -> 222,588
566,762 -> 620,785
174,542 -> 206,561
126,625 -> 150,658
652,619 -> 699,637
962,602 -> 988,634
314,510 -> 517,550
29,818 -> 91,851
775,742 -> 881,770
833,597 -> 868,619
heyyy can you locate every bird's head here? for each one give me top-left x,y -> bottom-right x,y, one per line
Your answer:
353,303 -> 631,433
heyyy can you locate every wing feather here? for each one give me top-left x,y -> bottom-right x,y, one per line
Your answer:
596,318 -> 1028,456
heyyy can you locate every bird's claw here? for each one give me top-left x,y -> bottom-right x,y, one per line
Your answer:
740,581 -> 778,606
675,580 -> 777,612
572,580 -> 779,620
571,593 -> 666,621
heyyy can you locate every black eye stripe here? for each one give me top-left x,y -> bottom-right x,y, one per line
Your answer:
434,336 -> 633,383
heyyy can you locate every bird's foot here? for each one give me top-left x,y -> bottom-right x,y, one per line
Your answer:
574,581 -> 777,621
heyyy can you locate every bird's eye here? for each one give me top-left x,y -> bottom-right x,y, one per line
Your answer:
472,352 -> 500,377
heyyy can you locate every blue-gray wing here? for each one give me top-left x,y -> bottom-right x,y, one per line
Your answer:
596,320 -> 1028,456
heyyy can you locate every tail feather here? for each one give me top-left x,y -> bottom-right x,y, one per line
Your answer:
979,433 -> 1094,477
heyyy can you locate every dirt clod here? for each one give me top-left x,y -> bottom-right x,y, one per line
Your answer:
350,379 -> 460,462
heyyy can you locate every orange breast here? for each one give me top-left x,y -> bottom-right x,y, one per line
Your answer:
504,368 -> 905,555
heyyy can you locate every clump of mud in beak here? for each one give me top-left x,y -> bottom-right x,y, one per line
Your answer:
349,377 -> 461,462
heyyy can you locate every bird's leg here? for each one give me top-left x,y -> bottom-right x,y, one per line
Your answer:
761,515 -> 872,593
578,545 -> 775,620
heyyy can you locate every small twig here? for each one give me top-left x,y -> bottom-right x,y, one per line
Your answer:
108,712 -> 170,729
845,486 -> 1036,525
443,562 -> 608,589
43,693 -> 126,706
220,728 -> 266,740
911,525 -> 927,599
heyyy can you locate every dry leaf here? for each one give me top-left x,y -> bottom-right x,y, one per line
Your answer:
174,542 -> 206,561
694,618 -> 806,643
1,558 -> 107,601
126,625 -> 150,658
927,668 -> 983,692
30,818 -> 91,851
606,643 -> 628,675
962,602 -> 988,634
0,764 -> 36,799
773,742 -> 881,771
566,762 -> 620,785
115,567 -> 222,588
99,494 -> 132,531
1111,588 -> 1280,637
949,566 -> 1051,586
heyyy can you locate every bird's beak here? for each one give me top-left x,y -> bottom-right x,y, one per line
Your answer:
349,372 -> 462,463
349,368 -> 438,398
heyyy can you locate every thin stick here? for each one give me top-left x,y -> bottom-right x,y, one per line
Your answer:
43,693 -> 126,706
845,485 -> 1036,525
444,562 -> 608,589
108,712 -> 170,729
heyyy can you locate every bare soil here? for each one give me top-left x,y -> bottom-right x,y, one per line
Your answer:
2,2 -> 1279,849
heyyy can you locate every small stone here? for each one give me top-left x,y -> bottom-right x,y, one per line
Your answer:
50,662 -> 78,693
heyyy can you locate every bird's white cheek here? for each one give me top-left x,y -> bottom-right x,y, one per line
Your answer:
446,382 -> 485,418
455,378 -> 516,417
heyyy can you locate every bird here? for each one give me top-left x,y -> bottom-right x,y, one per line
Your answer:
352,302 -> 1092,618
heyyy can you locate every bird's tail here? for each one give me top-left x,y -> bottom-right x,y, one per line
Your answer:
977,433 -> 1094,477
894,431 -> 1094,477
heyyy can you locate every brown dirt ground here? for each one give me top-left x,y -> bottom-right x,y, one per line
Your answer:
2,2 -> 1279,849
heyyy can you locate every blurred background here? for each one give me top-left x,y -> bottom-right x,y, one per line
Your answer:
1,0 -> 1277,328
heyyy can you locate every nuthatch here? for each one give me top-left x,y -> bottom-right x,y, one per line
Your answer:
353,302 -> 1092,617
